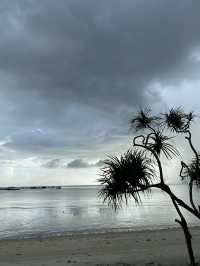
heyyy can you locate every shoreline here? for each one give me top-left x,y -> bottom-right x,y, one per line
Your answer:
0,227 -> 199,265
1,223 -> 200,241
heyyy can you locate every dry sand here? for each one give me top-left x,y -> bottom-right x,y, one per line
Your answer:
0,227 -> 199,266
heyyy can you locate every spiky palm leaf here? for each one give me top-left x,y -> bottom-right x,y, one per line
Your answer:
130,108 -> 160,131
163,107 -> 195,132
147,131 -> 180,159
98,150 -> 155,209
181,155 -> 200,186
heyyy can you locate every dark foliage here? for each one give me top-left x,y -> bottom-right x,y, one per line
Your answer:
163,107 -> 195,132
99,106 -> 199,266
147,131 -> 180,159
98,150 -> 155,208
130,108 -> 160,131
181,155 -> 200,187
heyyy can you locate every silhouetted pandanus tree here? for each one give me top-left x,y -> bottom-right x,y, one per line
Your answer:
98,107 -> 200,266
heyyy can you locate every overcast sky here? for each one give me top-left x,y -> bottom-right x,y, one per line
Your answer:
0,0 -> 200,186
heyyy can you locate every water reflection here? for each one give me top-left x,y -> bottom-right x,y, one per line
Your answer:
69,207 -> 85,217
0,184 -> 199,239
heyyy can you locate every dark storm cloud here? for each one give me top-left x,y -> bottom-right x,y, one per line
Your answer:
0,0 -> 200,159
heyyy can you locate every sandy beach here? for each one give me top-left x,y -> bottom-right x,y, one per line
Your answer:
0,227 -> 199,266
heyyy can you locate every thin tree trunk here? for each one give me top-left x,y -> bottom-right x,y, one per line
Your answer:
160,184 -> 196,265
175,218 -> 196,266
185,130 -> 200,215
181,220 -> 196,266
171,196 -> 196,266
189,179 -> 198,213
133,136 -> 198,265
133,142 -> 200,219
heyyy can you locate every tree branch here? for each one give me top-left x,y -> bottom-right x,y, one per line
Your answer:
133,134 -> 200,219
133,135 -> 145,145
133,141 -> 164,184
162,184 -> 200,219
184,130 -> 199,214
185,130 -> 199,163
180,161 -> 189,179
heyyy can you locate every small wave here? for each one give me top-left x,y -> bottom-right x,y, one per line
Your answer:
0,206 -> 56,210
1,223 -> 199,241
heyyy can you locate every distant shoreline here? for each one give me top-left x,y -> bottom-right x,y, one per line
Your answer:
2,224 -> 200,241
0,185 -> 103,190
0,183 -> 186,191
0,185 -> 62,190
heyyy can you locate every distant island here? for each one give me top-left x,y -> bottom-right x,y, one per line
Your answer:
0,186 -> 62,190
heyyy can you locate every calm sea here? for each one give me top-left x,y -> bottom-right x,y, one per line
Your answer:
0,184 -> 199,240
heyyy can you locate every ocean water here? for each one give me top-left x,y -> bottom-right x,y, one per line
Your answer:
0,184 -> 199,240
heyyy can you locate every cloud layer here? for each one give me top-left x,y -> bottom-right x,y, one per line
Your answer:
0,0 -> 200,184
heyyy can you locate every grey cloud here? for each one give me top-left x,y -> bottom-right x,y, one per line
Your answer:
1,125 -> 129,158
42,158 -> 61,169
93,160 -> 104,167
42,158 -> 104,169
67,159 -> 104,168
2,130 -> 68,154
67,159 -> 90,168
0,0 -> 200,160
2,0 -> 199,109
